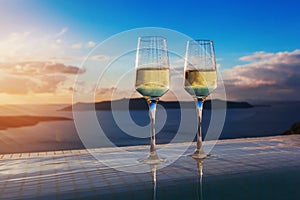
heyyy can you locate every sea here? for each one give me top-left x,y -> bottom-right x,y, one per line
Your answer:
0,101 -> 299,153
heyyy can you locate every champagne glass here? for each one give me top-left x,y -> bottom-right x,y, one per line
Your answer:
184,39 -> 217,159
135,36 -> 170,164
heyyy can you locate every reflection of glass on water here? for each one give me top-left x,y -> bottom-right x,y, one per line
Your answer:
194,159 -> 204,200
150,164 -> 157,200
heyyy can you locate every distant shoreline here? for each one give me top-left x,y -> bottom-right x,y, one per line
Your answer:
0,116 -> 72,130
60,98 -> 254,111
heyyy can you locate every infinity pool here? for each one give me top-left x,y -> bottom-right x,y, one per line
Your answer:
1,135 -> 300,200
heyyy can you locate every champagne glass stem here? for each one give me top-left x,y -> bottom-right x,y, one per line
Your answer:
147,98 -> 161,160
192,98 -> 207,158
196,98 -> 204,151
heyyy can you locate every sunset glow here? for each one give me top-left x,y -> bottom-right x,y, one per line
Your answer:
1,0 -> 300,104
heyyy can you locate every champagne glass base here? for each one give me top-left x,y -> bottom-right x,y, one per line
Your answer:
140,152 -> 164,164
190,149 -> 208,159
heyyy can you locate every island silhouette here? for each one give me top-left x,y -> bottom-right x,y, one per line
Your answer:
61,98 -> 253,111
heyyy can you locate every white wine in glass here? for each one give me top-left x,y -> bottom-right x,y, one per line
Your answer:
136,67 -> 169,98
135,36 -> 170,164
184,39 -> 217,159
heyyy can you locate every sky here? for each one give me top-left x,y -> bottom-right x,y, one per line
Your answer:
0,0 -> 300,104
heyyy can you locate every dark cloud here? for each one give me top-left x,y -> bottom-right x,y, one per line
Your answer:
284,74 -> 300,88
223,50 -> 300,100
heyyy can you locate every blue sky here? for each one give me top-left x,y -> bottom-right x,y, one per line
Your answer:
3,0 -> 300,58
0,0 -> 300,103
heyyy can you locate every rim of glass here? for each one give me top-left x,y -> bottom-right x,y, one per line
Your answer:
138,35 -> 167,41
187,39 -> 213,44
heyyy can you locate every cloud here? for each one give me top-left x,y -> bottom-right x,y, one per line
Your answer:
55,27 -> 68,37
0,62 -> 85,94
71,43 -> 82,49
8,31 -> 31,41
71,40 -> 97,50
56,39 -> 62,44
0,31 -> 32,60
89,54 -> 111,61
0,29 -> 68,62
49,44 -> 62,50
0,29 -> 107,64
44,62 -> 86,74
239,51 -> 275,61
0,62 -> 85,75
46,54 -> 111,63
0,75 -> 67,94
223,49 -> 300,100
86,41 -> 96,48
95,87 -> 139,101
